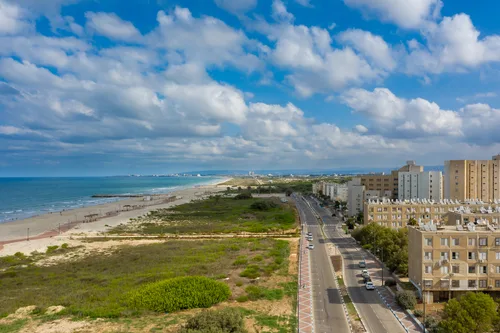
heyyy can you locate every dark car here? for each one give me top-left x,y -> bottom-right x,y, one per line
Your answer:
363,276 -> 371,283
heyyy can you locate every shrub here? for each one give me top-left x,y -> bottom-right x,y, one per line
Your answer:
61,243 -> 69,249
413,309 -> 423,317
14,252 -> 26,259
179,308 -> 246,333
128,276 -> 230,313
46,246 -> 59,253
384,278 -> 396,287
396,290 -> 416,310
234,192 -> 252,200
236,295 -> 249,303
245,285 -> 284,301
235,280 -> 244,287
252,255 -> 263,262
232,256 -> 248,267
250,200 -> 278,211
239,265 -> 260,279
424,316 -> 439,330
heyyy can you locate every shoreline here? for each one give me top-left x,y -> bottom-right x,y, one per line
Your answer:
0,178 -> 231,248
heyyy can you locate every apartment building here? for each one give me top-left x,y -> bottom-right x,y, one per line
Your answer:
409,223 -> 500,303
313,181 -> 348,201
399,170 -> 443,201
444,155 -> 500,201
364,199 -> 500,229
348,178 -> 365,217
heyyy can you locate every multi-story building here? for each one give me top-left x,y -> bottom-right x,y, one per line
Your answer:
399,170 -> 443,201
326,183 -> 348,202
364,199 -> 500,229
348,178 -> 365,217
444,155 -> 500,201
408,222 -> 500,303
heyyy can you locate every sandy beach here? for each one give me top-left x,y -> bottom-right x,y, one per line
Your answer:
0,179 -> 231,256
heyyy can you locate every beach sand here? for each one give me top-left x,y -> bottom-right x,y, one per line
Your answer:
0,180 -> 230,256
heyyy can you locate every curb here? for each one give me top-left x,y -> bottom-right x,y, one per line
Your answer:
332,271 -> 353,333
375,287 -> 410,333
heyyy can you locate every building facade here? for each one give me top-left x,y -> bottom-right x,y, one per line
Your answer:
364,199 -> 500,229
348,178 -> 365,217
409,223 -> 500,303
444,155 -> 500,201
398,171 -> 443,201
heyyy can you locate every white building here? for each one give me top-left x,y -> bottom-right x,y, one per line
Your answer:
398,171 -> 443,201
326,183 -> 348,202
348,178 -> 365,217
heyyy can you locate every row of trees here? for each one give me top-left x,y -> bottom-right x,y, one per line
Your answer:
351,223 -> 409,275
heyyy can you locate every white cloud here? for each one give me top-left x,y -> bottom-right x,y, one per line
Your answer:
337,29 -> 396,70
272,0 -> 294,22
85,12 -> 141,42
406,14 -> 500,75
214,0 -> 257,15
0,0 -> 31,34
341,87 -> 462,138
295,0 -> 314,8
343,0 -> 442,29
354,124 -> 368,133
328,23 -> 336,30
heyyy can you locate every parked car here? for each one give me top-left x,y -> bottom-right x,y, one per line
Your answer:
363,276 -> 371,283
359,261 -> 366,268
307,232 -> 312,236
308,244 -> 314,250
361,270 -> 369,278
365,282 -> 375,290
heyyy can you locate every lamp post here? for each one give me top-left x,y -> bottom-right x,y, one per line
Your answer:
377,247 -> 384,285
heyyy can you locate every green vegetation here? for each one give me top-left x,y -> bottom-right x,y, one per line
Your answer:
395,290 -> 416,310
384,278 -> 396,287
245,285 -> 284,301
343,295 -> 357,318
109,196 -> 297,235
232,256 -> 248,267
239,265 -> 260,279
438,292 -> 499,333
352,223 -> 409,275
128,276 -> 230,312
0,319 -> 28,333
0,238 -> 289,318
239,308 -> 296,333
179,308 -> 246,333
46,245 -> 59,253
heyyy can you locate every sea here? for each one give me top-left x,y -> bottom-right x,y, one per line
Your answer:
0,176 -> 222,223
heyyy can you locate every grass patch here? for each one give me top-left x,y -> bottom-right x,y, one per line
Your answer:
337,277 -> 345,287
245,285 -> 284,301
0,319 -> 28,333
343,295 -> 357,317
0,238 -> 286,318
109,196 -> 297,235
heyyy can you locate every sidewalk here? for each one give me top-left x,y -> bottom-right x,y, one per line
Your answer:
298,229 -> 315,333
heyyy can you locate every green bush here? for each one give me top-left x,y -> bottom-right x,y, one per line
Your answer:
395,290 -> 416,310
61,243 -> 69,249
234,192 -> 252,200
179,308 -> 246,333
252,255 -> 263,262
128,276 -> 230,313
384,278 -> 396,287
46,246 -> 59,253
236,295 -> 249,302
245,285 -> 284,301
14,252 -> 26,259
233,256 -> 248,267
413,309 -> 423,317
235,280 -> 244,287
239,265 -> 260,279
250,200 -> 278,211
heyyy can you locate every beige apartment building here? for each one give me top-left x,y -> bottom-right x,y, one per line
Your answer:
409,223 -> 500,303
444,155 -> 500,202
364,199 -> 500,229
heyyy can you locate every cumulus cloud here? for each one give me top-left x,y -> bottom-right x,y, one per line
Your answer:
405,14 -> 500,74
0,0 -> 31,34
214,0 -> 257,15
85,12 -> 142,41
343,0 -> 442,29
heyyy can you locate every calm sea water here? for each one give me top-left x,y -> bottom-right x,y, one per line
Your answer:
0,176 -> 221,223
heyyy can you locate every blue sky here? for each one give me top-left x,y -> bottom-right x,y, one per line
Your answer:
1,0 -> 500,176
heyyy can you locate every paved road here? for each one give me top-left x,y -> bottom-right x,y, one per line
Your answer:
304,196 -> 406,333
293,195 -> 350,333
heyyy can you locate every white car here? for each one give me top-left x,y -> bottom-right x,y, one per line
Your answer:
365,282 -> 375,290
308,244 -> 314,250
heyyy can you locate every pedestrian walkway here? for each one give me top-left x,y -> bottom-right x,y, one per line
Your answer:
364,257 -> 423,333
298,235 -> 315,333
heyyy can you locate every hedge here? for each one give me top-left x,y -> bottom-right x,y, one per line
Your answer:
395,290 -> 416,310
127,276 -> 231,313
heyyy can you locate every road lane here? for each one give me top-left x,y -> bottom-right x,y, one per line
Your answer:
305,197 -> 406,333
293,195 -> 350,333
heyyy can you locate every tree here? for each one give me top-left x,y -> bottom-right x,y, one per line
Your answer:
356,211 -> 364,224
226,187 -> 231,192
237,186 -> 242,192
285,188 -> 293,196
214,195 -> 221,205
395,290 -> 416,310
438,292 -> 499,333
407,217 -> 418,226
179,308 -> 246,333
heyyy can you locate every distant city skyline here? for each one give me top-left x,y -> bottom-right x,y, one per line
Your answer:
2,0 -> 500,176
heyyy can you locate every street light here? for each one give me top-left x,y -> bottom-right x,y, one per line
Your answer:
377,248 -> 384,285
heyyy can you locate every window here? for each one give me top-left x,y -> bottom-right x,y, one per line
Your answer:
469,265 -> 476,273
497,266 -> 500,274
424,280 -> 433,288
468,280 -> 477,288
496,252 -> 500,260
479,252 -> 487,260
480,266 -> 488,274
441,238 -> 449,246
452,238 -> 460,246
441,252 -> 449,260
452,265 -> 460,274
452,252 -> 459,260
479,238 -> 488,246
441,266 -> 449,274
469,238 -> 476,246
468,252 -> 476,260
496,238 -> 500,246
425,252 -> 432,260
425,265 -> 432,274
479,280 -> 487,288
425,238 -> 433,246
452,280 -> 460,288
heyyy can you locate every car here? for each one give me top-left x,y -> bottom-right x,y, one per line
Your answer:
308,244 -> 314,250
359,261 -> 366,268
307,232 -> 312,236
363,276 -> 371,283
365,282 -> 375,290
361,270 -> 369,278
307,237 -> 313,241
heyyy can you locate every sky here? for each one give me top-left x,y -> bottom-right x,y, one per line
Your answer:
1,0 -> 500,176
